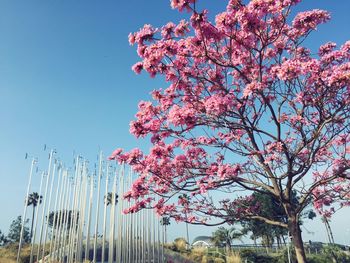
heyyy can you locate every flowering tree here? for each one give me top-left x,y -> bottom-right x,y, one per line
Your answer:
110,0 -> 350,262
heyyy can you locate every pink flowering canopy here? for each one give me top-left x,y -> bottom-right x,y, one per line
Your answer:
112,0 -> 350,226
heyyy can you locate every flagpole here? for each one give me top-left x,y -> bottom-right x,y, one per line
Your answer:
67,156 -> 80,262
72,160 -> 83,263
37,149 -> 54,261
53,169 -> 68,261
93,152 -> 103,263
117,164 -> 125,263
101,163 -> 110,263
108,165 -> 117,263
61,175 -> 73,261
42,160 -> 57,260
77,161 -> 88,262
29,170 -> 45,263
85,170 -> 94,261
49,163 -> 63,260
17,157 -> 36,263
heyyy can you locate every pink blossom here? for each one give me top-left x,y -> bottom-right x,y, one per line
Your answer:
108,148 -> 123,160
292,9 -> 330,36
170,0 -> 195,12
132,62 -> 143,74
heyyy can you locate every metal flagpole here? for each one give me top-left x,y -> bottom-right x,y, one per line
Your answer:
161,219 -> 165,263
85,172 -> 94,261
157,211 -> 160,263
116,164 -> 125,263
76,161 -> 88,263
53,169 -> 68,261
142,209 -> 146,263
67,157 -> 80,263
55,170 -> 69,262
126,168 -> 131,263
116,164 -> 123,262
29,171 -> 45,263
108,166 -> 118,263
139,206 -> 142,263
66,165 -> 76,263
115,168 -> 121,263
61,176 -> 73,262
70,158 -> 81,262
130,199 -> 135,263
135,203 -> 139,263
49,163 -> 63,260
17,158 -> 36,263
42,160 -> 57,260
101,163 -> 110,263
93,152 -> 103,263
152,210 -> 156,262
37,149 -> 54,261
74,159 -> 84,262
72,160 -> 83,263
147,209 -> 151,263
129,169 -> 134,263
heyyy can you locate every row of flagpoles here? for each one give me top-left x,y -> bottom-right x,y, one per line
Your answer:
17,149 -> 166,263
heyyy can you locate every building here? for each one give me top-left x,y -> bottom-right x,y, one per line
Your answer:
192,236 -> 215,248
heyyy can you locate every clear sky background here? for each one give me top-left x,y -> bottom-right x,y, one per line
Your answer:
1,0 -> 350,245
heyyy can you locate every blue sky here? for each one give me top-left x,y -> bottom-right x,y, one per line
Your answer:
1,0 -> 350,244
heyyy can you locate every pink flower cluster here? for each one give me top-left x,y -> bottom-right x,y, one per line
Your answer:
292,9 -> 330,37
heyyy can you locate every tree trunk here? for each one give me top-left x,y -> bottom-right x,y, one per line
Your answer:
253,236 -> 257,252
282,235 -> 286,245
226,243 -> 230,256
289,216 -> 307,263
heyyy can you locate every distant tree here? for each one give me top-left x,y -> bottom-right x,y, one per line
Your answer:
0,229 -> 8,246
47,210 -> 79,231
211,226 -> 243,252
240,191 -> 315,248
7,216 -> 30,244
26,192 -> 42,238
104,192 -> 118,206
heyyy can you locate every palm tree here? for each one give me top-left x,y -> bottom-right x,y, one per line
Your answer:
104,192 -> 118,206
27,192 -> 42,238
212,227 -> 244,253
160,217 -> 170,244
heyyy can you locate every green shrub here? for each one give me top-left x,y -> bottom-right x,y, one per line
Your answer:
321,245 -> 350,263
239,248 -> 278,263
274,247 -> 296,263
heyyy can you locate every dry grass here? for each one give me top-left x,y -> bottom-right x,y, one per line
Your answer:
226,251 -> 242,263
0,243 -> 37,263
188,247 -> 207,262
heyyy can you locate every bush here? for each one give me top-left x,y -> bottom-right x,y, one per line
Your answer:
214,258 -> 225,263
188,247 -> 206,262
275,247 -> 296,263
306,254 -> 330,263
239,249 -> 278,263
321,245 -> 350,263
173,237 -> 188,252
